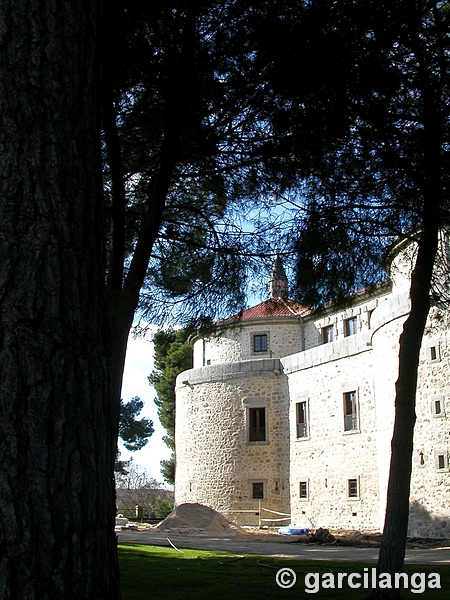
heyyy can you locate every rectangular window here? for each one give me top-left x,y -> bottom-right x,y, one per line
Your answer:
252,482 -> 264,499
253,333 -> 268,353
322,325 -> 334,344
435,452 -> 448,471
344,316 -> 358,337
343,391 -> 358,431
432,396 -> 445,417
249,407 -> 266,442
296,401 -> 308,438
428,343 -> 441,363
348,478 -> 359,498
299,480 -> 309,499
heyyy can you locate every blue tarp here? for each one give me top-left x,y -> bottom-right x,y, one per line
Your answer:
278,526 -> 309,535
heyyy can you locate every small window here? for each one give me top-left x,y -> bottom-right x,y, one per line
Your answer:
435,452 -> 448,471
367,309 -> 374,329
427,343 -> 441,363
299,480 -> 309,499
252,482 -> 264,499
344,316 -> 358,337
348,478 -> 359,498
296,401 -> 309,438
322,325 -> 334,344
432,396 -> 445,417
343,391 -> 358,432
253,333 -> 268,353
248,407 -> 266,442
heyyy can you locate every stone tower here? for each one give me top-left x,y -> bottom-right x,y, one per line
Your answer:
268,249 -> 288,299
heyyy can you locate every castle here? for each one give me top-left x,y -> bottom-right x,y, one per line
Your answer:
174,236 -> 450,537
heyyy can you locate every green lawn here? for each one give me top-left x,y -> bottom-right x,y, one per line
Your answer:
118,544 -> 449,599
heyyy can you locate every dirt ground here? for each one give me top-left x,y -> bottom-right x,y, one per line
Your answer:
147,503 -> 450,550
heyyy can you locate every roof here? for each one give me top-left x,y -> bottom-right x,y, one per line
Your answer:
220,298 -> 311,323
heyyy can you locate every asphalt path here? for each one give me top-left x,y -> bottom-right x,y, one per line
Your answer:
117,529 -> 450,566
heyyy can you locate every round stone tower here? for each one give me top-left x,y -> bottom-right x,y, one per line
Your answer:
174,253 -> 307,525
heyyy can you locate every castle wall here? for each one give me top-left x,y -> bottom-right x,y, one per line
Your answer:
283,336 -> 380,532
369,293 -> 450,538
409,305 -> 450,538
192,318 -> 303,367
370,293 -> 409,532
175,359 -> 290,526
175,236 -> 450,537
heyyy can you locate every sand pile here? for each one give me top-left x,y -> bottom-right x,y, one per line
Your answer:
155,503 -> 248,536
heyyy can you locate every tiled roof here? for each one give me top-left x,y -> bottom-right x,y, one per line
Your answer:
221,298 -> 311,323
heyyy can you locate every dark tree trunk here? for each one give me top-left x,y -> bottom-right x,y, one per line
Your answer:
371,227 -> 438,600
0,1 -> 120,598
371,6 -> 445,595
103,2 -> 200,426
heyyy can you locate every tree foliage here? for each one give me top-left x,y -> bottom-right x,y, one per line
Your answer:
258,0 -> 450,305
119,396 -> 154,452
148,328 -> 193,485
248,2 -> 449,596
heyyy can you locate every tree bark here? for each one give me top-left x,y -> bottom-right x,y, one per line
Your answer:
371,226 -> 438,600
0,1 -> 120,598
371,5 -> 445,595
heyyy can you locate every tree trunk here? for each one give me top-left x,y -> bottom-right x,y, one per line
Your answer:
103,1 -> 200,427
371,227 -> 439,600
371,7 -> 444,595
0,1 -> 120,598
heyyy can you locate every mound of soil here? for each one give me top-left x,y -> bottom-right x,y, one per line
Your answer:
301,530 -> 449,549
155,503 -> 248,536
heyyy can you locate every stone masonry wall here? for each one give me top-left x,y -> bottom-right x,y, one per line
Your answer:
192,318 -> 303,367
409,305 -> 450,538
369,294 -> 450,538
175,359 -> 290,526
283,339 -> 380,532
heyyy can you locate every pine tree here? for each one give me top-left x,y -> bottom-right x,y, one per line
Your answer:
149,329 -> 193,485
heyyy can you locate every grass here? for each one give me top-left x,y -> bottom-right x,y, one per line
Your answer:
118,543 -> 449,599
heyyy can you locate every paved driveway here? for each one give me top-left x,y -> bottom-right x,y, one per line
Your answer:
117,530 -> 450,566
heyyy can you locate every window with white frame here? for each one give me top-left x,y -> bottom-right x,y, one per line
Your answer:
343,390 -> 358,432
344,316 -> 358,337
427,342 -> 441,363
432,396 -> 445,417
296,401 -> 309,438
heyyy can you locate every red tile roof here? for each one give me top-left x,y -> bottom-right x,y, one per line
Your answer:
221,298 -> 311,323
